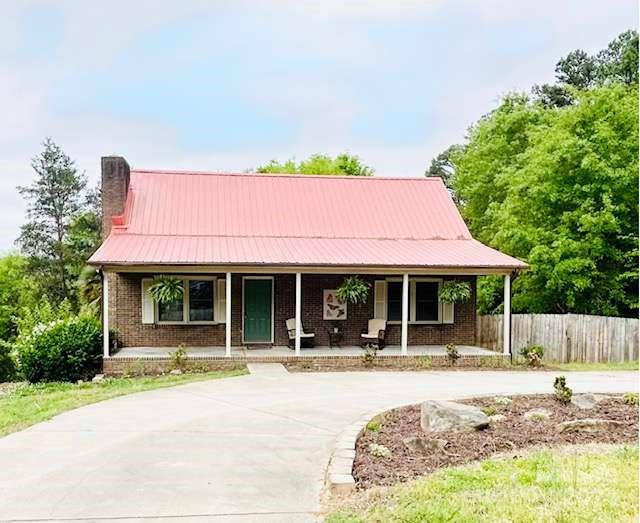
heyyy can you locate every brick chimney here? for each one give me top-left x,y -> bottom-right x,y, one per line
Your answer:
101,156 -> 130,239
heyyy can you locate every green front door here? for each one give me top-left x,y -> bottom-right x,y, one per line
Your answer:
243,278 -> 273,343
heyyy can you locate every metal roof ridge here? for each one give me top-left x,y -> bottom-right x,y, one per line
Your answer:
106,232 -> 472,241
130,169 -> 444,182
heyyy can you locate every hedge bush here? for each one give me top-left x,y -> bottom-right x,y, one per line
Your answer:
0,340 -> 17,382
17,315 -> 102,383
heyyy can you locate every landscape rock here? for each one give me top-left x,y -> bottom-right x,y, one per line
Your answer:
92,374 -> 105,382
523,408 -> 551,421
570,393 -> 612,410
420,400 -> 489,433
558,418 -> 624,433
489,414 -> 506,423
169,369 -> 183,375
403,436 -> 447,454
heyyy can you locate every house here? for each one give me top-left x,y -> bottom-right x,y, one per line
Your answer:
89,156 -> 526,361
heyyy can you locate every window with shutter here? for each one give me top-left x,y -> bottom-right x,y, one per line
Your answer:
374,280 -> 387,319
216,278 -> 226,323
141,279 -> 155,324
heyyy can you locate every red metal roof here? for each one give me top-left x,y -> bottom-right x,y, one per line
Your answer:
89,170 -> 527,270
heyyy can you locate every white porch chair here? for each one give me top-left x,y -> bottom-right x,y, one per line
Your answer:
360,318 -> 387,349
286,318 -> 315,349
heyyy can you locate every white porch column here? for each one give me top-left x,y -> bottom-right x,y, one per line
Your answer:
401,273 -> 409,355
503,273 -> 511,355
295,272 -> 302,355
225,272 -> 232,357
102,271 -> 109,358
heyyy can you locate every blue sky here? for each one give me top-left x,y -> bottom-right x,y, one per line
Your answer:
0,0 -> 637,251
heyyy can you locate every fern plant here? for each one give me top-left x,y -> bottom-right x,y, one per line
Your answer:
148,275 -> 183,304
438,280 -> 471,304
336,276 -> 370,304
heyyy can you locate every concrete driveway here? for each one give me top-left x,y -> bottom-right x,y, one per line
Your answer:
0,369 -> 636,522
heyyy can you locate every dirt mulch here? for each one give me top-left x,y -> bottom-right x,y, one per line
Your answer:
354,394 -> 639,489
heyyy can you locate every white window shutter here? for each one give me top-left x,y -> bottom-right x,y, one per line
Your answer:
216,278 -> 226,323
374,280 -> 387,319
442,301 -> 454,324
141,279 -> 155,324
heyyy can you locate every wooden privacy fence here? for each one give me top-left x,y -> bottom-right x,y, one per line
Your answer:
476,314 -> 639,363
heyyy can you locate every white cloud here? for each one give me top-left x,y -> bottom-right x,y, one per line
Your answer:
0,0 -> 636,252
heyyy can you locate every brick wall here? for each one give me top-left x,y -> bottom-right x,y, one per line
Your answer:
108,272 -> 476,348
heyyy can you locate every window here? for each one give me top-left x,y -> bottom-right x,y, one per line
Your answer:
154,277 -> 216,324
387,281 -> 402,321
158,281 -> 185,322
189,280 -> 214,322
414,281 -> 439,321
380,278 -> 442,324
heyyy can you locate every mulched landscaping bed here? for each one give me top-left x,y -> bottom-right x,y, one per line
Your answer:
353,394 -> 639,489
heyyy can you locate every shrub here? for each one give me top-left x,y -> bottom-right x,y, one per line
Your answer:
482,405 -> 498,416
553,376 -> 572,404
418,356 -> 432,369
366,418 -> 382,432
446,343 -> 460,366
0,340 -> 17,382
362,345 -> 377,367
17,315 -> 102,383
369,443 -> 391,458
623,392 -> 639,406
520,345 -> 544,367
170,344 -> 187,370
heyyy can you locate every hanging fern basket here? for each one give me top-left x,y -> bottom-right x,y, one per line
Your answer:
438,280 -> 471,304
336,276 -> 371,305
148,275 -> 184,304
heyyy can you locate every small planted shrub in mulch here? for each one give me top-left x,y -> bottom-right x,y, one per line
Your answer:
353,394 -> 638,489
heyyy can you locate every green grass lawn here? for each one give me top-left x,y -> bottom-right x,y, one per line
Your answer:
327,445 -> 639,523
551,360 -> 639,371
0,368 -> 247,437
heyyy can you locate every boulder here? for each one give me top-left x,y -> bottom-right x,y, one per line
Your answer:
571,394 -> 597,410
489,414 -> 506,423
558,418 -> 624,433
571,393 -> 612,410
403,436 -> 447,454
523,408 -> 551,421
420,400 -> 489,433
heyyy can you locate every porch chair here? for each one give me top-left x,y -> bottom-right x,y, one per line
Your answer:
286,318 -> 316,349
361,318 -> 387,350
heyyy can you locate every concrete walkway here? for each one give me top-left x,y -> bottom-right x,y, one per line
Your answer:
0,370 -> 636,522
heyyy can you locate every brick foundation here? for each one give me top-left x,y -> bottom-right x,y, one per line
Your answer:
102,353 -> 506,376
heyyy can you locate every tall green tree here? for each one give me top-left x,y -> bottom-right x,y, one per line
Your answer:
17,139 -> 88,303
425,144 -> 464,192
454,84 -> 638,316
256,153 -> 374,176
0,254 -> 39,341
531,30 -> 638,107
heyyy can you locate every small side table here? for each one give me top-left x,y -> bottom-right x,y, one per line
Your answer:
327,329 -> 344,349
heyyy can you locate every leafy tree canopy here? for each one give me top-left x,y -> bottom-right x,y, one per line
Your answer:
256,153 -> 374,176
427,30 -> 639,317
457,84 -> 638,316
0,254 -> 39,341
